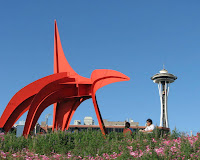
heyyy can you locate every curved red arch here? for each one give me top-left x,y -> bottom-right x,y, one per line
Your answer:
0,72 -> 68,130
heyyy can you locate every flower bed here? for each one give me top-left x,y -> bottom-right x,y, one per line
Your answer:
0,130 -> 200,159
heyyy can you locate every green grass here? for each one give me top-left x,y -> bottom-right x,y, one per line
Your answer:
1,128 -> 199,159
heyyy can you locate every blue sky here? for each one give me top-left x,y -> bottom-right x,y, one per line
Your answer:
0,1 -> 200,134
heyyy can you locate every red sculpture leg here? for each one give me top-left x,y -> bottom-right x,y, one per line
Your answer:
90,69 -> 130,135
52,99 -> 90,131
23,86 -> 78,136
0,72 -> 68,131
21,78 -> 76,118
53,97 -> 88,131
52,103 -> 58,131
3,96 -> 34,132
65,97 -> 90,130
62,98 -> 81,130
52,97 -> 90,131
23,77 -> 76,133
53,99 -> 77,130
91,94 -> 107,135
23,77 -> 76,132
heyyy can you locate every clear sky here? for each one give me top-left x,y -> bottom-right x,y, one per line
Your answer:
0,1 -> 200,134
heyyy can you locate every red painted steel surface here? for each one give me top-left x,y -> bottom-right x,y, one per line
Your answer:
0,20 -> 130,137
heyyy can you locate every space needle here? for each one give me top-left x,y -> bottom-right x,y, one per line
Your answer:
151,67 -> 177,128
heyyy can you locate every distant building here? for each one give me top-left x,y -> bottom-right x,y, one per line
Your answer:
103,119 -> 139,126
16,121 -> 40,137
84,117 -> 94,125
46,124 -> 170,134
16,125 -> 24,137
19,120 -> 25,125
74,120 -> 81,125
16,120 -> 25,137
41,121 -> 47,127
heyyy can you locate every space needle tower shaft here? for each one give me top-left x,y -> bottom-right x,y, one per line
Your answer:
151,68 -> 177,128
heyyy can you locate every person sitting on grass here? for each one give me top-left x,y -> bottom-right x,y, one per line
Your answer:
123,122 -> 132,137
139,118 -> 155,133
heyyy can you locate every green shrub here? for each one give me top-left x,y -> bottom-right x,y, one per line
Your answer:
1,129 -> 198,159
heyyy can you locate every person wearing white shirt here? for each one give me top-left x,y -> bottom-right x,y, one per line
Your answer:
140,119 -> 155,133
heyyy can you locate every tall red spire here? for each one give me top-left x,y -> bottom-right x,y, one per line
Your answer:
54,20 -> 77,75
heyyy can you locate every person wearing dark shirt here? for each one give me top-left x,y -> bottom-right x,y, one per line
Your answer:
123,122 -> 132,137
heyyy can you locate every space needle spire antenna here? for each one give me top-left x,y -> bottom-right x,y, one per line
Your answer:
151,68 -> 177,128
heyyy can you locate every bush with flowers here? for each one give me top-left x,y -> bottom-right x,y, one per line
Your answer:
0,129 -> 200,159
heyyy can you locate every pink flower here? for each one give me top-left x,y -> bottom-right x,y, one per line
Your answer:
0,133 -> 5,141
130,151 -> 138,157
173,137 -> 181,144
40,155 -> 50,160
146,145 -> 151,152
155,147 -> 165,156
102,153 -> 110,159
170,146 -> 178,152
1,151 -> 7,159
163,140 -> 171,145
127,146 -> 133,150
152,138 -> 157,143
52,154 -> 62,159
12,153 -> 17,157
138,150 -> 143,157
67,152 -> 72,158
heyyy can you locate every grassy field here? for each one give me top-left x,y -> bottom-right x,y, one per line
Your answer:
0,129 -> 200,159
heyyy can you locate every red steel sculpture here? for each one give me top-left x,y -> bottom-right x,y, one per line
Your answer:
0,21 -> 130,137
